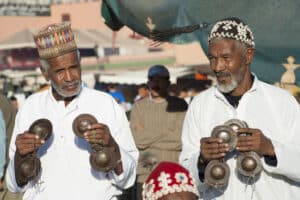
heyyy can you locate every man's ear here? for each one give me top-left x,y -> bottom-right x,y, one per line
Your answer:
245,48 -> 255,65
40,67 -> 49,81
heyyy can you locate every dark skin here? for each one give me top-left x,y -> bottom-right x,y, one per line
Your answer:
199,39 -> 275,166
15,51 -> 122,187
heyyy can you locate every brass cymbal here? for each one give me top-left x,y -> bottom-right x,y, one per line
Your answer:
211,125 -> 237,152
205,160 -> 230,189
29,118 -> 52,141
72,114 -> 97,138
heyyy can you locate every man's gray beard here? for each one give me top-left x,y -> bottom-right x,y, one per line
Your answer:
51,80 -> 81,98
216,78 -> 238,93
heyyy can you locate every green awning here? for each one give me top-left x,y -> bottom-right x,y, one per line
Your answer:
102,0 -> 300,86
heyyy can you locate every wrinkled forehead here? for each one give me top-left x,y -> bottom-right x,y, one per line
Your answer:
208,39 -> 241,55
47,51 -> 79,68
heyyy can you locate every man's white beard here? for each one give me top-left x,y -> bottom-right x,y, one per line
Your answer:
217,78 -> 238,93
51,80 -> 81,98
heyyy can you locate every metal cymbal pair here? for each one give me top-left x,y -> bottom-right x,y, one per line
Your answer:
18,119 -> 52,183
205,119 -> 262,188
225,119 -> 262,178
72,114 -> 119,172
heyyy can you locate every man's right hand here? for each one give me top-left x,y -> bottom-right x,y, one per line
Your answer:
199,137 -> 229,164
15,132 -> 45,156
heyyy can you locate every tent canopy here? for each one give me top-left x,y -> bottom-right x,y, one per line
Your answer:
0,28 -> 144,50
102,0 -> 300,86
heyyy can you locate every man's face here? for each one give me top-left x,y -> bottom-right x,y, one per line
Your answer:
208,39 -> 248,93
138,87 -> 149,98
147,76 -> 170,98
43,51 -> 82,99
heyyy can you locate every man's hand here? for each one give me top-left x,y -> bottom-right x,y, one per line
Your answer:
15,132 -> 45,156
83,123 -> 123,174
199,137 -> 229,164
83,123 -> 115,146
236,128 -> 275,156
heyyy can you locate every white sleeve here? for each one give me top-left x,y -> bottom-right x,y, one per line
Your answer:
5,104 -> 32,193
262,95 -> 300,182
109,101 -> 139,189
179,100 -> 204,191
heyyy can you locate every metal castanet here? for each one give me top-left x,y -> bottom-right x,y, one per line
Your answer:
237,151 -> 262,178
72,114 -> 118,172
224,119 -> 248,132
211,125 -> 237,152
18,119 -> 52,183
225,119 -> 263,178
205,160 -> 230,189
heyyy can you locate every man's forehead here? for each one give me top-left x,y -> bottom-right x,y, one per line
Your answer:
208,39 -> 238,53
47,51 -> 79,68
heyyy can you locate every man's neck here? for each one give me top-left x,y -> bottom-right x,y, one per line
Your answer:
150,96 -> 166,103
52,88 -> 76,106
230,73 -> 253,96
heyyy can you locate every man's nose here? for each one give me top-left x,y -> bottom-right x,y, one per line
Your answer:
214,58 -> 226,72
64,69 -> 73,81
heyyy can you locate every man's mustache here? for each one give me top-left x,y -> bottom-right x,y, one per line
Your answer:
62,80 -> 81,88
215,71 -> 231,78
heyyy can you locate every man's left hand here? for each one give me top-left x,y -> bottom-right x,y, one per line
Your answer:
83,123 -> 123,174
83,123 -> 114,146
236,128 -> 275,156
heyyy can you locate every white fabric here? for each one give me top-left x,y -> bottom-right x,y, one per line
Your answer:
6,86 -> 138,200
179,76 -> 300,200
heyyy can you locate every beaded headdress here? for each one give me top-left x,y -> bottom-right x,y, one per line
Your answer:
142,162 -> 199,200
33,22 -> 77,59
208,17 -> 255,47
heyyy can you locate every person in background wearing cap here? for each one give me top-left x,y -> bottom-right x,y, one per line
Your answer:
142,162 -> 199,200
130,65 -> 188,200
5,22 -> 138,200
179,17 -> 300,199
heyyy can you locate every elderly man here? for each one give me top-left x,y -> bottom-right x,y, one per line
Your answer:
179,17 -> 300,199
5,22 -> 138,200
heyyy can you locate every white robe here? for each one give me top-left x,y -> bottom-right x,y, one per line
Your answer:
6,86 -> 138,200
179,76 -> 300,200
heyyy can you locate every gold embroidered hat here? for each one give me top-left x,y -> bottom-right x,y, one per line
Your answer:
33,22 -> 77,59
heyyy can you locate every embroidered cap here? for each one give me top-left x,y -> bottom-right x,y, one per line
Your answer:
208,17 -> 255,47
33,22 -> 77,59
142,162 -> 199,200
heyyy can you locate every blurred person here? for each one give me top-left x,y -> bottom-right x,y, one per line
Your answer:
0,93 -> 22,200
6,22 -> 138,200
108,84 -> 127,110
93,73 -> 106,92
142,162 -> 199,200
179,17 -> 300,199
37,83 -> 50,92
134,84 -> 150,102
178,87 -> 191,104
130,65 -> 188,200
168,83 -> 178,97
9,96 -> 19,111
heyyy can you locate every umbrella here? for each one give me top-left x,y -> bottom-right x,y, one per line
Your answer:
102,0 -> 300,86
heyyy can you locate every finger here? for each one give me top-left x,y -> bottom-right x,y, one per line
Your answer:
17,142 -> 43,155
206,153 -> 226,160
17,133 -> 40,140
201,137 -> 223,144
88,123 -> 108,130
236,146 -> 253,152
237,128 -> 260,136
